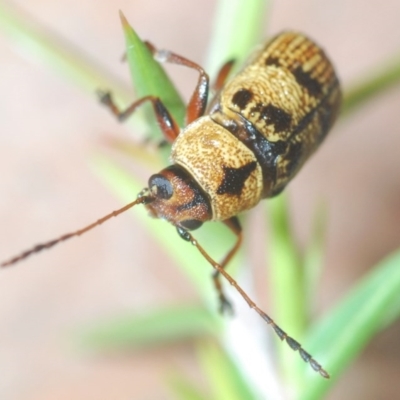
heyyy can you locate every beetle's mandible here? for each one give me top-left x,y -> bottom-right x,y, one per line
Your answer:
1,29 -> 341,378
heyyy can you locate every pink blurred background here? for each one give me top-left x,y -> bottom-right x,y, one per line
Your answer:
0,0 -> 399,399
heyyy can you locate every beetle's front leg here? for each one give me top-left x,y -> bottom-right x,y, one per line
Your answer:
98,91 -> 180,143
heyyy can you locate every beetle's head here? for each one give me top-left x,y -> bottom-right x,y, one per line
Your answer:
143,165 -> 211,230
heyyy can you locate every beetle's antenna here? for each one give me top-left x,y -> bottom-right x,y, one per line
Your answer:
180,229 -> 330,379
1,196 -> 151,268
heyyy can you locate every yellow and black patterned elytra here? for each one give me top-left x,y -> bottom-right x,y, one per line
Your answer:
210,31 -> 341,198
1,28 -> 341,379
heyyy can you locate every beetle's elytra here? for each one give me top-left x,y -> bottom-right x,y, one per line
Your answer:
1,28 -> 341,378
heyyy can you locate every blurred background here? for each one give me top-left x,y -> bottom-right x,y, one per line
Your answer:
0,0 -> 399,399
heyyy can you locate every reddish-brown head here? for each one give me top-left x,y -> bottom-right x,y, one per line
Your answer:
145,165 -> 212,230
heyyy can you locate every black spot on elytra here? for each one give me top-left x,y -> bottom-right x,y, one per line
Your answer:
251,103 -> 292,133
232,88 -> 253,109
292,66 -> 322,97
265,56 -> 281,67
273,140 -> 287,155
285,141 -> 303,176
240,119 -> 287,168
318,87 -> 340,141
225,117 -> 290,198
217,161 -> 257,196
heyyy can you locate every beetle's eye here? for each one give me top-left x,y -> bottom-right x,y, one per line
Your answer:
180,219 -> 203,230
148,174 -> 173,200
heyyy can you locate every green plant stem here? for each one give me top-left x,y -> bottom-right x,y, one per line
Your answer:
303,202 -> 327,311
0,2 -> 128,97
196,341 -> 257,400
300,249 -> 400,400
342,55 -> 400,116
78,305 -> 219,351
266,195 -> 307,385
205,0 -> 271,74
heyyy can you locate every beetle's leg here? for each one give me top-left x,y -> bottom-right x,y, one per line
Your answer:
212,216 -> 242,314
98,91 -> 180,143
146,42 -> 210,125
212,60 -> 235,93
176,227 -> 330,379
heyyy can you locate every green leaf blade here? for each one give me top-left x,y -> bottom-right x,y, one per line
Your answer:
342,55 -> 400,116
197,341 -> 257,400
168,374 -> 209,400
266,195 -> 307,383
119,11 -> 185,128
300,249 -> 400,400
78,305 -> 220,351
206,0 -> 271,75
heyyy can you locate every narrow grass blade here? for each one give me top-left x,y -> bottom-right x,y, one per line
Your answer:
303,202 -> 328,312
196,341 -> 258,400
206,0 -> 271,75
266,195 -> 307,382
78,305 -> 219,351
0,3 -> 128,97
119,11 -> 185,144
300,249 -> 400,400
168,374 -> 209,400
342,55 -> 400,116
